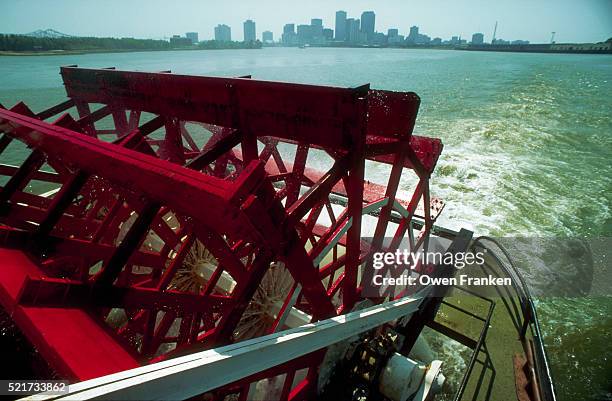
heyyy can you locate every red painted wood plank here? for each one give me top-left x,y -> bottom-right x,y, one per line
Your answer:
0,248 -> 139,380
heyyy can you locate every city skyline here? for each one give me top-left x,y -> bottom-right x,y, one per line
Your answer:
278,11 -> 510,47
2,0 -> 611,44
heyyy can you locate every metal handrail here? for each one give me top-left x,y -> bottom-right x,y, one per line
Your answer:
471,236 -> 557,401
448,286 -> 496,401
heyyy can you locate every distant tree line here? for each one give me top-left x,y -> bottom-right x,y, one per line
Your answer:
0,34 -> 171,51
197,40 -> 262,50
0,34 -> 264,52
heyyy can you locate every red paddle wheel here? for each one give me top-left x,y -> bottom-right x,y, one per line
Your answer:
0,67 -> 443,399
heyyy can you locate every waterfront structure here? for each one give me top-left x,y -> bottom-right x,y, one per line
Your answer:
417,34 -> 431,44
372,32 -> 387,45
551,41 -> 611,52
361,11 -> 375,41
335,10 -> 347,41
243,19 -> 256,42
185,32 -> 199,44
214,24 -> 231,42
262,31 -> 273,43
492,38 -> 509,45
466,40 -> 611,53
491,21 -> 498,44
471,33 -> 484,45
170,35 -> 192,47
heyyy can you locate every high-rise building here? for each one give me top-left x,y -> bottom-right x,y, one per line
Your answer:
360,11 -> 375,41
185,32 -> 199,43
471,33 -> 484,45
283,23 -> 295,35
296,24 -> 312,44
262,31 -> 273,43
388,28 -> 402,44
214,24 -> 231,42
243,19 -> 256,42
346,18 -> 360,43
282,23 -> 296,45
407,26 -> 419,43
311,18 -> 323,42
335,10 -> 347,41
322,28 -> 334,41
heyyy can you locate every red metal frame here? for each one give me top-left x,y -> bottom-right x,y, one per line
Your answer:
0,67 -> 443,398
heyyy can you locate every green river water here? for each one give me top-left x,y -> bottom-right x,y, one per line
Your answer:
0,47 -> 610,400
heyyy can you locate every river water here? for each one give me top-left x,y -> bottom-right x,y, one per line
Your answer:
0,47 -> 610,400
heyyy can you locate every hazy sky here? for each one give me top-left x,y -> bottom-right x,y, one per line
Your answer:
2,0 -> 611,43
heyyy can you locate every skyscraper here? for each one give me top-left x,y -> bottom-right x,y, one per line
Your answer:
283,23 -> 295,35
214,24 -> 231,42
388,28 -> 402,44
185,32 -> 199,43
311,18 -> 323,41
407,26 -> 419,43
243,19 -> 256,42
335,10 -> 347,41
346,18 -> 360,43
282,23 -> 296,45
360,11 -> 375,41
296,24 -> 312,44
471,33 -> 484,45
322,28 -> 333,41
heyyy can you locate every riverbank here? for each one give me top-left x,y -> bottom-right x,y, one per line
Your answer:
0,34 -> 262,56
0,48 -> 166,56
461,43 -> 612,55
0,47 -> 262,57
268,42 -> 612,55
5,44 -> 610,57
